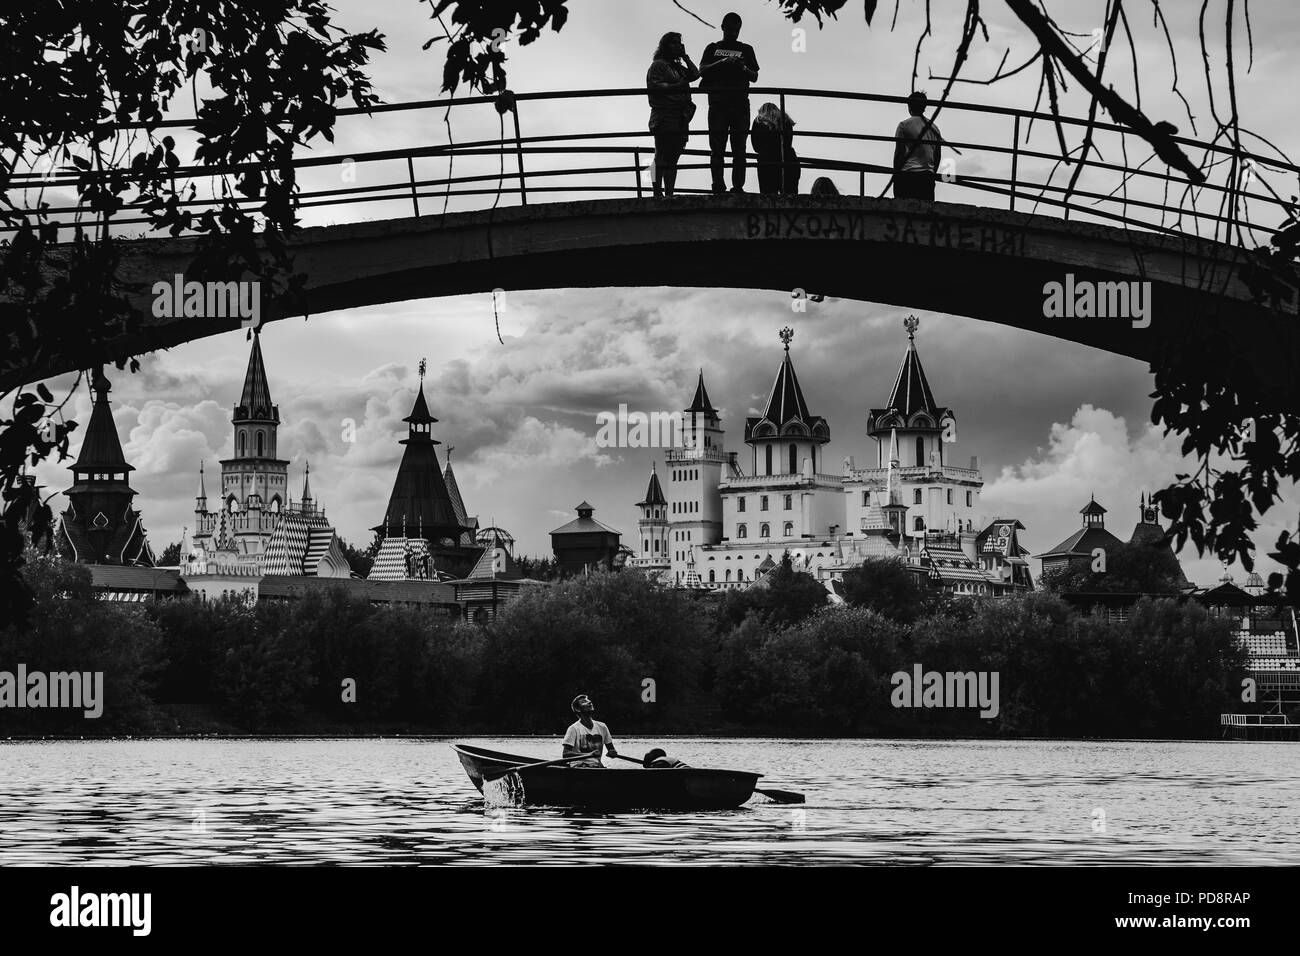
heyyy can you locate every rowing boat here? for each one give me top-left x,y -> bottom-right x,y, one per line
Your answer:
453,744 -> 761,811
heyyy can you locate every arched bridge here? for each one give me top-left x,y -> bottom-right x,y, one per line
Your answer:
5,87 -> 1297,389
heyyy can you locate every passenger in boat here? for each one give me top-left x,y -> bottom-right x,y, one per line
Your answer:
562,694 -> 619,768
643,748 -> 688,768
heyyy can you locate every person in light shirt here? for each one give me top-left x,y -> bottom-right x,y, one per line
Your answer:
562,694 -> 619,768
893,90 -> 943,201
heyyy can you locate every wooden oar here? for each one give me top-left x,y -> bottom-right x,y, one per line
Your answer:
611,754 -> 806,804
482,752 -> 598,782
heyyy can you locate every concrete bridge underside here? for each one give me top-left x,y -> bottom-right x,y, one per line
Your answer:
9,196 -> 1298,390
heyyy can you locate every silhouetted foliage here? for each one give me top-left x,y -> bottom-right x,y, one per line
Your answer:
339,536 -> 378,578
838,556 -> 936,622
0,550 -> 1251,737
1039,539 -> 1188,595
715,554 -> 828,631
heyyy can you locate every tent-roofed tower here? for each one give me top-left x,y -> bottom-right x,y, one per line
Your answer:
192,329 -> 290,558
744,328 -> 830,477
1127,492 -> 1190,587
665,368 -> 731,585
368,360 -> 479,582
634,463 -> 670,574
372,361 -> 470,546
550,501 -> 621,575
59,368 -> 155,566
1034,494 -> 1124,576
867,315 -> 955,469
443,448 -> 478,547
856,315 -> 981,540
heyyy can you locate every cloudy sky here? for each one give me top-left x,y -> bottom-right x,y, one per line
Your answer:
30,0 -> 1300,585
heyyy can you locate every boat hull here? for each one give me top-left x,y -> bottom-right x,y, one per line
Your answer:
453,744 -> 761,811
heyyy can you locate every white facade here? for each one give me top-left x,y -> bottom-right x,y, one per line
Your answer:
645,321 -> 1006,592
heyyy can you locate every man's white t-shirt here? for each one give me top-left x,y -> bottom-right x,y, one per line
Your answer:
896,115 -> 942,172
563,719 -> 612,762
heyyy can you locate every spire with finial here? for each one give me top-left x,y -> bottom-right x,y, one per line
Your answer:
301,460 -> 313,514
418,357 -> 427,382
196,460 -> 207,512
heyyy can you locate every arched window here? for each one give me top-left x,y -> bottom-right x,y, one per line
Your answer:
737,524 -> 747,539
239,433 -> 246,457
789,443 -> 798,474
738,569 -> 745,581
269,496 -> 281,514
760,523 -> 770,538
916,436 -> 925,466
914,516 -> 925,531
765,445 -> 773,475
783,521 -> 794,537
256,432 -> 264,457
725,569 -> 732,581
708,570 -> 715,583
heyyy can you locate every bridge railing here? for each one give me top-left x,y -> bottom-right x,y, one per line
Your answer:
4,86 -> 1297,249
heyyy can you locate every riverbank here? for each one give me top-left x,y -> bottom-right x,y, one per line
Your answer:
1,553 -> 1254,739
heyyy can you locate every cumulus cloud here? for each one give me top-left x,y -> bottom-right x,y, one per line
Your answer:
983,404 -> 1293,586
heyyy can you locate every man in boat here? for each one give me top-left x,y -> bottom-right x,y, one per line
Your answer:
643,748 -> 688,768
562,694 -> 618,768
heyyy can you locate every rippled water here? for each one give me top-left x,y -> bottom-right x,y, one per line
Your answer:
0,737 -> 1295,865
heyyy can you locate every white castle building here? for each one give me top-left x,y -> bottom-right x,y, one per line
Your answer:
188,331 -> 349,580
636,319 -> 1033,596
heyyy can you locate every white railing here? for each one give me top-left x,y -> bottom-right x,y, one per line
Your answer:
846,465 -> 982,482
1221,714 -> 1298,726
721,473 -> 844,489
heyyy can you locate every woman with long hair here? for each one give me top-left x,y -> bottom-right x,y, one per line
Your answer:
750,101 -> 800,195
646,32 -> 699,198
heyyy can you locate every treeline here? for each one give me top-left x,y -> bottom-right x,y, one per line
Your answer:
0,552 -> 1249,737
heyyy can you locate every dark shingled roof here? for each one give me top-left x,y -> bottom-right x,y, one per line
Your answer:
551,502 -> 620,536
236,332 -> 276,421
687,370 -> 717,414
639,466 -> 667,507
374,382 -> 468,542
73,371 -> 132,472
1034,525 -> 1123,560
868,334 -> 954,435
746,349 -> 830,442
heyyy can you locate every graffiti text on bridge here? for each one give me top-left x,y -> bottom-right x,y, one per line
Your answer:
744,212 -> 1027,257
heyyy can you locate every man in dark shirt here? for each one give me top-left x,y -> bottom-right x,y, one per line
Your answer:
699,12 -> 759,194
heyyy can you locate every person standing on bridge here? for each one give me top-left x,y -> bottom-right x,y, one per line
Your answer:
699,12 -> 760,195
646,32 -> 700,199
893,91 -> 943,201
751,102 -> 799,195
